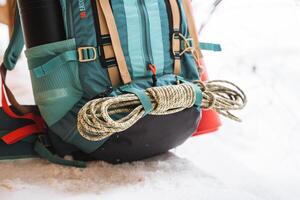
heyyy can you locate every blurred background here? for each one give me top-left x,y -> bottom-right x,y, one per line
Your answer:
0,0 -> 300,199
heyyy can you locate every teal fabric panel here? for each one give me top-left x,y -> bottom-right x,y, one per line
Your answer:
25,39 -> 83,126
123,0 -> 146,78
144,0 -> 164,76
0,131 -> 37,160
26,39 -> 76,67
111,0 -> 132,78
3,8 -> 24,70
159,1 -> 173,75
59,0 -> 74,39
70,0 -> 110,98
32,50 -> 78,78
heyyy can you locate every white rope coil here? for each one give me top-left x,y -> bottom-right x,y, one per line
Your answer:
77,80 -> 247,141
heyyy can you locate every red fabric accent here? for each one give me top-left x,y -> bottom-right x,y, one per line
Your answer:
2,124 -> 42,144
148,64 -> 157,75
1,80 -> 45,144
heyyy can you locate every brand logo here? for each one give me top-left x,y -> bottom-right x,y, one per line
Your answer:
78,0 -> 87,19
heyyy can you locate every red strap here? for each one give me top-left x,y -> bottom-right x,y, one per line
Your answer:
2,124 -> 42,144
1,77 -> 45,144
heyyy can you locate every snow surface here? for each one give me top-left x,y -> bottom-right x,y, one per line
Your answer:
1,0 -> 300,199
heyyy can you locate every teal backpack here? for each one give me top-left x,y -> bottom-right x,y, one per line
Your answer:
0,0 -> 227,168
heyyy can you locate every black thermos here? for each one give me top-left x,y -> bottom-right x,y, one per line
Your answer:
17,0 -> 66,48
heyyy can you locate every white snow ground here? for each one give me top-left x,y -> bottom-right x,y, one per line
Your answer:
0,0 -> 300,199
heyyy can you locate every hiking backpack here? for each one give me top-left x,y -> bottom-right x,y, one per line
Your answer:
0,0 -> 235,167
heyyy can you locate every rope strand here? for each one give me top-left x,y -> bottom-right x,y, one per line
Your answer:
77,80 -> 247,141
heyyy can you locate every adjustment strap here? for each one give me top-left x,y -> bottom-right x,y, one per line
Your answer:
168,0 -> 182,75
34,140 -> 86,168
200,42 -> 222,52
182,0 -> 203,65
98,0 -> 132,86
96,0 -> 121,87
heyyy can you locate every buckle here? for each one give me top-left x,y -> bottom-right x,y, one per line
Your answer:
172,30 -> 181,38
100,56 -> 117,69
100,34 -> 112,46
185,37 -> 194,49
78,47 -> 97,63
172,32 -> 195,57
172,31 -> 183,57
38,134 -> 51,148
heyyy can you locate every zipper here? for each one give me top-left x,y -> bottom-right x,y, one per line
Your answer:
138,0 -> 154,67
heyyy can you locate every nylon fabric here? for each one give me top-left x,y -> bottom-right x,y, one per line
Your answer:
123,0 -> 145,78
3,8 -> 24,70
25,39 -> 83,126
32,50 -> 78,78
144,0 -> 164,76
1,0 -> 207,162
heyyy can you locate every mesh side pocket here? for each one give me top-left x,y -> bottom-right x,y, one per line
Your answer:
25,39 -> 83,126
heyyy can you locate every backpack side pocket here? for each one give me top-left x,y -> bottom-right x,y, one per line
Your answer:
25,39 -> 83,126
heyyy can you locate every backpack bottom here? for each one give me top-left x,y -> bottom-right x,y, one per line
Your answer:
48,107 -> 201,164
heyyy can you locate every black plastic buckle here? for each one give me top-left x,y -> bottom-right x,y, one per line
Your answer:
99,34 -> 112,46
102,57 -> 117,68
38,134 -> 51,148
172,30 -> 181,38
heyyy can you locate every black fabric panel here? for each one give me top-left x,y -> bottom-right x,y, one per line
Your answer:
73,107 -> 201,164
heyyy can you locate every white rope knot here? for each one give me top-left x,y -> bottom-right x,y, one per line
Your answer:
77,81 -> 247,141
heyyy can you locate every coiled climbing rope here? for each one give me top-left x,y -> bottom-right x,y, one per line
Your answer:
77,80 -> 247,141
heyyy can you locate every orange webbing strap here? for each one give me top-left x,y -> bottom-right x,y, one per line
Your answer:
0,63 -> 45,144
98,0 -> 132,85
182,0 -> 203,66
96,0 -> 122,87
168,0 -> 182,75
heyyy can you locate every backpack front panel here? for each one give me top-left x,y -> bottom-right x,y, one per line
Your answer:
26,0 -> 202,154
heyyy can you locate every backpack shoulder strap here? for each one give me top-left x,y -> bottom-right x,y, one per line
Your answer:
3,7 -> 24,71
98,0 -> 132,86
0,7 -> 45,145
96,0 -> 122,87
167,0 -> 182,75
182,0 -> 203,66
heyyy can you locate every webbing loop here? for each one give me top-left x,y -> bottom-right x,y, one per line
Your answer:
120,85 -> 153,116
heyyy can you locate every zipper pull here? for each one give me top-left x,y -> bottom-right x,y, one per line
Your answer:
148,64 -> 157,87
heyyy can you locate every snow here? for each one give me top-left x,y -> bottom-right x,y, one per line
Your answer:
1,0 -> 300,199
